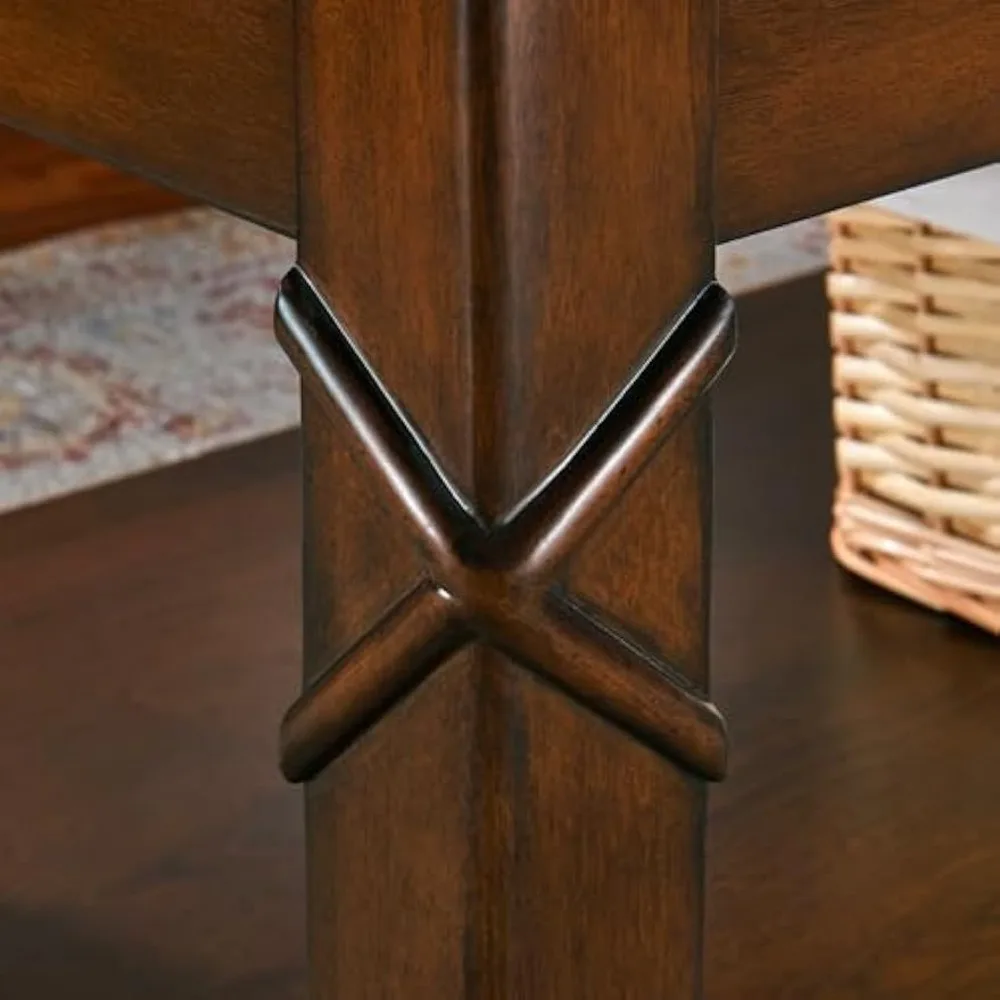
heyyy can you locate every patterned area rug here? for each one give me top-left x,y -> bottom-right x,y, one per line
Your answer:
0,210 -> 295,512
0,209 -> 825,513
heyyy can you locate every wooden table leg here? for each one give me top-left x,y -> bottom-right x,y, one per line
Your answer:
279,0 -> 732,995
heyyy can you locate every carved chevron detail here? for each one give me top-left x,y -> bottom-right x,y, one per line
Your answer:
275,267 -> 735,784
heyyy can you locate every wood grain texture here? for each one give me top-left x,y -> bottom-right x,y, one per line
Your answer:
0,126 -> 188,251
276,273 -> 732,785
717,0 -> 1000,239
3,0 -> 999,240
0,0 -> 294,231
293,0 -> 722,996
0,435 -> 307,1000
2,279 -> 998,999
706,276 -> 1000,998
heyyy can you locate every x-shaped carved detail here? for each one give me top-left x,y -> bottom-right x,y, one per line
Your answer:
275,267 -> 735,785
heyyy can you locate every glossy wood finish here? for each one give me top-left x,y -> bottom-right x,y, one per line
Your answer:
2,279 -> 998,999
292,0 -> 722,995
276,273 -> 733,786
717,0 -> 1000,238
0,127 -> 188,251
707,277 -> 1000,999
0,435 -> 307,1000
4,1 -> 999,239
0,0 -> 294,230
2,0 -> 998,995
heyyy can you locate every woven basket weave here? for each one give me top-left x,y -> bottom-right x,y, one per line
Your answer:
827,205 -> 1000,634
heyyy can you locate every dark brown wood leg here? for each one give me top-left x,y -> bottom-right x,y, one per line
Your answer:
282,0 -> 730,996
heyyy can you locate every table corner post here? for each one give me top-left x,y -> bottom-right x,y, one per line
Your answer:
283,0 -> 731,995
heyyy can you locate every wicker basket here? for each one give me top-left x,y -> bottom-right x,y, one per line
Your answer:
827,205 -> 1000,634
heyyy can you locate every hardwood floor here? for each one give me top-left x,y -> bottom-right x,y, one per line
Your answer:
0,276 -> 996,998
0,126 -> 188,252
